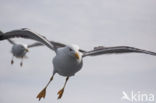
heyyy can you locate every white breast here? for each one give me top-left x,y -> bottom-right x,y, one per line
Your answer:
53,48 -> 83,76
11,44 -> 26,57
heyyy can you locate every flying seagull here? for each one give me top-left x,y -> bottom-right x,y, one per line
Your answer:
7,39 -> 47,66
7,39 -> 29,66
0,28 -> 156,100
1,31 -> 50,66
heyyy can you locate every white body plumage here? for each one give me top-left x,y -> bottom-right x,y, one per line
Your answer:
53,45 -> 83,76
11,44 -> 28,58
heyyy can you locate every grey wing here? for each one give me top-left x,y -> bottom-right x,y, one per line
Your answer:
83,46 -> 156,57
28,41 -> 66,48
8,39 -> 16,45
0,28 -> 56,51
28,40 -> 87,53
27,42 -> 45,48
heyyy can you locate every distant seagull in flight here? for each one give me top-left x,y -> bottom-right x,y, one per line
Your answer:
0,31 -> 47,66
0,28 -> 156,100
7,39 -> 29,66
7,39 -> 45,66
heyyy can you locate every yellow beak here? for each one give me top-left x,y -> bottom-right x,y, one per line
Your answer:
25,49 -> 29,52
75,52 -> 80,59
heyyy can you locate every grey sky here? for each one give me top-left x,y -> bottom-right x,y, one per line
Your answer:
0,0 -> 156,103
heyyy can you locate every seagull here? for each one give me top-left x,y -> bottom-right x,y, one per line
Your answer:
0,28 -> 156,100
0,30 -> 56,67
7,39 -> 47,67
7,39 -> 29,66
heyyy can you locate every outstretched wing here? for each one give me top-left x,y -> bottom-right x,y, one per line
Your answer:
8,39 -> 16,45
28,40 -> 87,53
28,41 -> 66,48
0,28 -> 56,51
83,46 -> 156,57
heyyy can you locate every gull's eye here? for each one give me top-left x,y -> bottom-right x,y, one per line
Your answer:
69,48 -> 73,51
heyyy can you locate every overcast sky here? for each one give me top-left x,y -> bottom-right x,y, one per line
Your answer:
0,0 -> 156,103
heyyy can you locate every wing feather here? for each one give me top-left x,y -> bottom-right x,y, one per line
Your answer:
28,41 -> 66,48
28,40 -> 87,53
8,39 -> 16,45
83,46 -> 156,57
0,28 -> 55,51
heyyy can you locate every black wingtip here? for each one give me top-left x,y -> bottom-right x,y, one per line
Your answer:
0,35 -> 4,40
0,30 -> 4,40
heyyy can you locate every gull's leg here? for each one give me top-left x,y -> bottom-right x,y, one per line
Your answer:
11,56 -> 14,65
36,74 -> 55,101
57,77 -> 69,99
20,57 -> 23,67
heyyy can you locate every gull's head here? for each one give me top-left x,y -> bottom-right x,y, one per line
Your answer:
21,44 -> 29,52
66,44 -> 82,60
